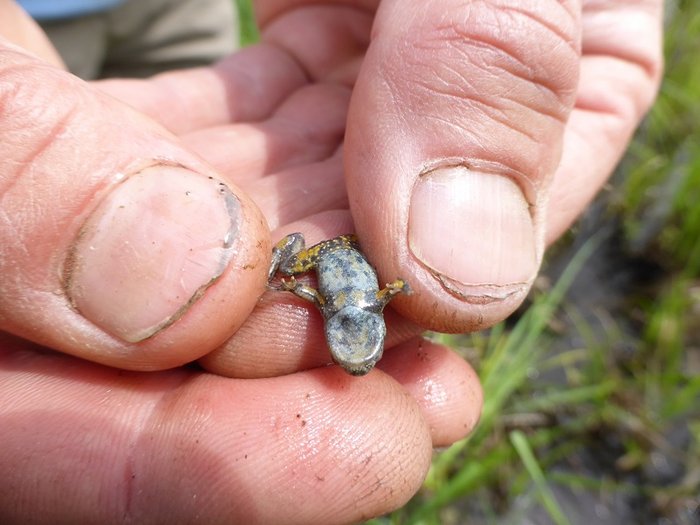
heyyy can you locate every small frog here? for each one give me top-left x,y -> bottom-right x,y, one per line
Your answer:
267,233 -> 410,376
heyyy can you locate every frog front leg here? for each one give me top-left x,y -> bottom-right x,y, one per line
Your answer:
375,278 -> 412,308
268,233 -> 307,281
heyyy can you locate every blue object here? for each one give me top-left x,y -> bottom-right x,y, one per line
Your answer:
18,0 -> 125,21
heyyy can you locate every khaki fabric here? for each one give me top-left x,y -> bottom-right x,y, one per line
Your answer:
38,0 -> 239,79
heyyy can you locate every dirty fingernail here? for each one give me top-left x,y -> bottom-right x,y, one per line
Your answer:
65,165 -> 239,342
408,165 -> 538,303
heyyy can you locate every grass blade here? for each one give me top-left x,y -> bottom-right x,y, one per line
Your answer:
510,430 -> 571,525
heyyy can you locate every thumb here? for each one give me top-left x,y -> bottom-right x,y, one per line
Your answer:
345,0 -> 580,331
0,44 -> 269,369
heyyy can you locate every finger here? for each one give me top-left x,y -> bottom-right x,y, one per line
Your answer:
244,151 -> 348,231
344,0 -> 581,332
182,83 -> 349,184
199,210 -> 423,378
545,0 -> 663,242
0,2 -> 64,67
378,338 -> 483,447
0,48 -> 269,370
0,333 -> 436,524
95,44 -> 309,134
259,3 -> 372,85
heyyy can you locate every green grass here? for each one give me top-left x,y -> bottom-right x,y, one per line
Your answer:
233,1 -> 700,522
235,0 -> 259,47
373,236 -> 607,525
510,431 -> 571,525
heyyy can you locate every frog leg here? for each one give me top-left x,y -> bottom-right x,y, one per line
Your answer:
268,233 -> 306,281
280,276 -> 325,309
376,278 -> 412,308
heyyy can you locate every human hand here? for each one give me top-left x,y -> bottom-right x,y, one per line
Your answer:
0,0 -> 663,520
11,0 -> 660,371
119,0 -> 658,377
191,0 -> 661,341
0,7 -> 480,524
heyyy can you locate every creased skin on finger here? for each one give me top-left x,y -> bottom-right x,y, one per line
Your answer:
183,84 -> 349,184
261,6 -> 373,83
96,44 -> 309,134
0,338 -> 433,524
244,154 -> 348,230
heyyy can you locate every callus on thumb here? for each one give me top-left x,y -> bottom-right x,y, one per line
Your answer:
0,47 -> 269,369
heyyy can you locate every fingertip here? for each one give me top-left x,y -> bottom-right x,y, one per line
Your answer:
0,3 -> 65,68
116,178 -> 271,368
379,338 -> 483,447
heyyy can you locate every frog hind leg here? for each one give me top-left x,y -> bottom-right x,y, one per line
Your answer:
280,276 -> 325,309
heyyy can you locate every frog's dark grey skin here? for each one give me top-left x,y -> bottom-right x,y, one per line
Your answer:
267,233 -> 410,376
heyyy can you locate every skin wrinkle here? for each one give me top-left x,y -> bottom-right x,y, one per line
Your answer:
1,76 -> 119,238
581,38 -> 660,81
439,44 -> 568,124
576,55 -> 659,121
262,9 -> 372,85
0,210 -> 30,269
1,108 -> 68,199
0,172 -> 36,264
268,86 -> 348,153
392,15 -> 575,145
255,159 -> 348,230
146,72 -> 215,128
256,38 -> 314,86
382,52 -> 498,150
435,4 -> 578,70
263,10 -> 372,88
121,444 -> 136,522
422,27 -> 576,115
418,112 -> 483,144
580,5 -> 661,78
400,67 -> 552,159
497,3 -> 579,53
3,114 -> 91,279
366,65 -> 412,155
120,372 -> 202,523
268,118 -> 340,164
575,67 -> 646,121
